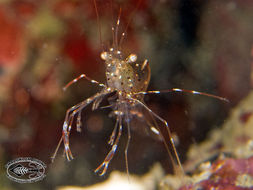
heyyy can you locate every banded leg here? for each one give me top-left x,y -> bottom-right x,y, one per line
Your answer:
134,88 -> 229,102
127,97 -> 184,175
95,115 -> 123,176
63,115 -> 75,161
76,111 -> 82,132
92,97 -> 103,110
147,110 -> 179,174
51,90 -> 111,162
63,74 -> 105,91
108,117 -> 119,145
62,108 -> 82,161
129,109 -> 161,137
108,105 -> 120,145
51,103 -> 82,162
124,106 -> 131,178
60,101 -> 88,161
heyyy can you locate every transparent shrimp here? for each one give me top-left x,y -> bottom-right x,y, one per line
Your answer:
51,0 -> 229,177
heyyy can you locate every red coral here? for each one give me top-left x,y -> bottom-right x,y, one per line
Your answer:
62,21 -> 99,74
180,156 -> 253,190
0,7 -> 24,66
11,0 -> 37,20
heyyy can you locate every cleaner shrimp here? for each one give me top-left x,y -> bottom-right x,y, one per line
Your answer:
51,0 -> 228,176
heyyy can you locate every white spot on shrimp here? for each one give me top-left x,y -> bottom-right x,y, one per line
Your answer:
63,122 -> 68,131
112,145 -> 117,151
173,88 -> 182,92
128,54 -> 137,63
64,143 -> 69,150
150,127 -> 159,135
192,91 -> 200,94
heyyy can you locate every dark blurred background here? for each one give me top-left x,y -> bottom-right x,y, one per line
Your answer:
0,0 -> 252,189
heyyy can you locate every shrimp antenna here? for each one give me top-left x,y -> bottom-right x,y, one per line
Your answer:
93,0 -> 104,51
115,7 -> 122,50
119,0 -> 143,48
109,0 -> 115,48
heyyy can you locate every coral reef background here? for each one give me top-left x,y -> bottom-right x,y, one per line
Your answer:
0,0 -> 252,189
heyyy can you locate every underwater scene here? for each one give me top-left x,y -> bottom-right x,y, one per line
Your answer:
0,0 -> 252,189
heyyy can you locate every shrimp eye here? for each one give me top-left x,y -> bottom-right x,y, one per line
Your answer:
127,54 -> 137,63
101,52 -> 108,60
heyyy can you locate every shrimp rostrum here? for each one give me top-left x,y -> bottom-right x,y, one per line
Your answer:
52,1 -> 228,177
